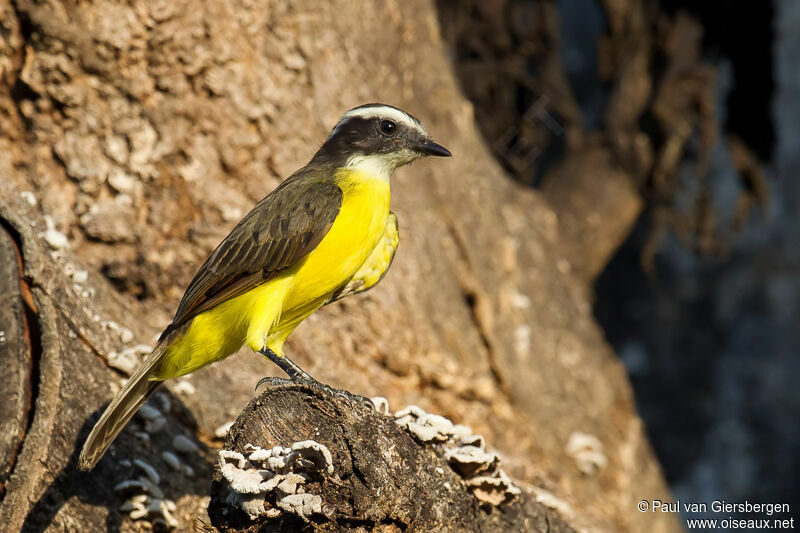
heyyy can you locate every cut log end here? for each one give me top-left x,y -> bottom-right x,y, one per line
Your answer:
207,380 -> 574,532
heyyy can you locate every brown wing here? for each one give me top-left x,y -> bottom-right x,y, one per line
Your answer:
165,174 -> 342,335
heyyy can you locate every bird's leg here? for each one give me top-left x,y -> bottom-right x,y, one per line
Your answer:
258,347 -> 314,382
257,347 -> 375,409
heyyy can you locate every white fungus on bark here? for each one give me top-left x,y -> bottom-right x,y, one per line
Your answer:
218,440 -> 333,521
211,421 -> 233,439
392,401 -> 521,505
370,396 -> 391,415
42,216 -> 69,250
565,431 -> 608,475
533,487 -> 575,519
19,191 -> 37,206
107,344 -> 150,375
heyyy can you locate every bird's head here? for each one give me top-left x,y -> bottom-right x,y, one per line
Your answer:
314,103 -> 451,179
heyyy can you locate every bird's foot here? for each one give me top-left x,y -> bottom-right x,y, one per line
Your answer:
308,380 -> 375,410
256,347 -> 374,409
255,375 -> 374,410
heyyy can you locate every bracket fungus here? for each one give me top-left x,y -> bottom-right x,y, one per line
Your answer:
393,403 -> 521,505
217,440 -> 334,521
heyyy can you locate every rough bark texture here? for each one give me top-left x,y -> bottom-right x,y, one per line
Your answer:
0,199 -> 217,532
0,216 -> 33,499
0,1 -> 680,532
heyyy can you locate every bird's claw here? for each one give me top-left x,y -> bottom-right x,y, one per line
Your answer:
254,376 -> 291,391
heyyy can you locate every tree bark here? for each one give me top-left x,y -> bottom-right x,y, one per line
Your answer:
0,198 -> 218,532
0,1 -> 680,532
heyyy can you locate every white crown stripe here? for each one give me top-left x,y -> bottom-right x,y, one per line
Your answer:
340,106 -> 428,137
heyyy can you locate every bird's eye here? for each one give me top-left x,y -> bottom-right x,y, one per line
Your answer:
380,120 -> 397,136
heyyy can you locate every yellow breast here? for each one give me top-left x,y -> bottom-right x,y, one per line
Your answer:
284,169 -> 390,308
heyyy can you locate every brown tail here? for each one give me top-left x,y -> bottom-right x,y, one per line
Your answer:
78,343 -> 167,470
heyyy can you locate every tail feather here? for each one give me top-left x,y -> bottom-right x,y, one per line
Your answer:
78,343 -> 167,470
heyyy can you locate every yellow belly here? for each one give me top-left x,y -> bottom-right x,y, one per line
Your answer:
152,169 -> 390,379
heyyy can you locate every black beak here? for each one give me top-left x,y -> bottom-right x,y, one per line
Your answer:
415,139 -> 452,157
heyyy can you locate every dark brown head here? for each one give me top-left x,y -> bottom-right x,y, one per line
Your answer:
313,103 -> 451,175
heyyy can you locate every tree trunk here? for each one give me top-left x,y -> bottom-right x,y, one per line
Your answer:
0,0 -> 679,531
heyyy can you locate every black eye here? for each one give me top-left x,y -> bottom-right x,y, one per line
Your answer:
380,120 -> 397,135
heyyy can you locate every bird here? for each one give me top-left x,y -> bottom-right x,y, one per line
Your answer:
78,103 -> 451,470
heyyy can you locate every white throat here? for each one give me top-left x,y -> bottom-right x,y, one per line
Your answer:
345,152 -> 413,183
